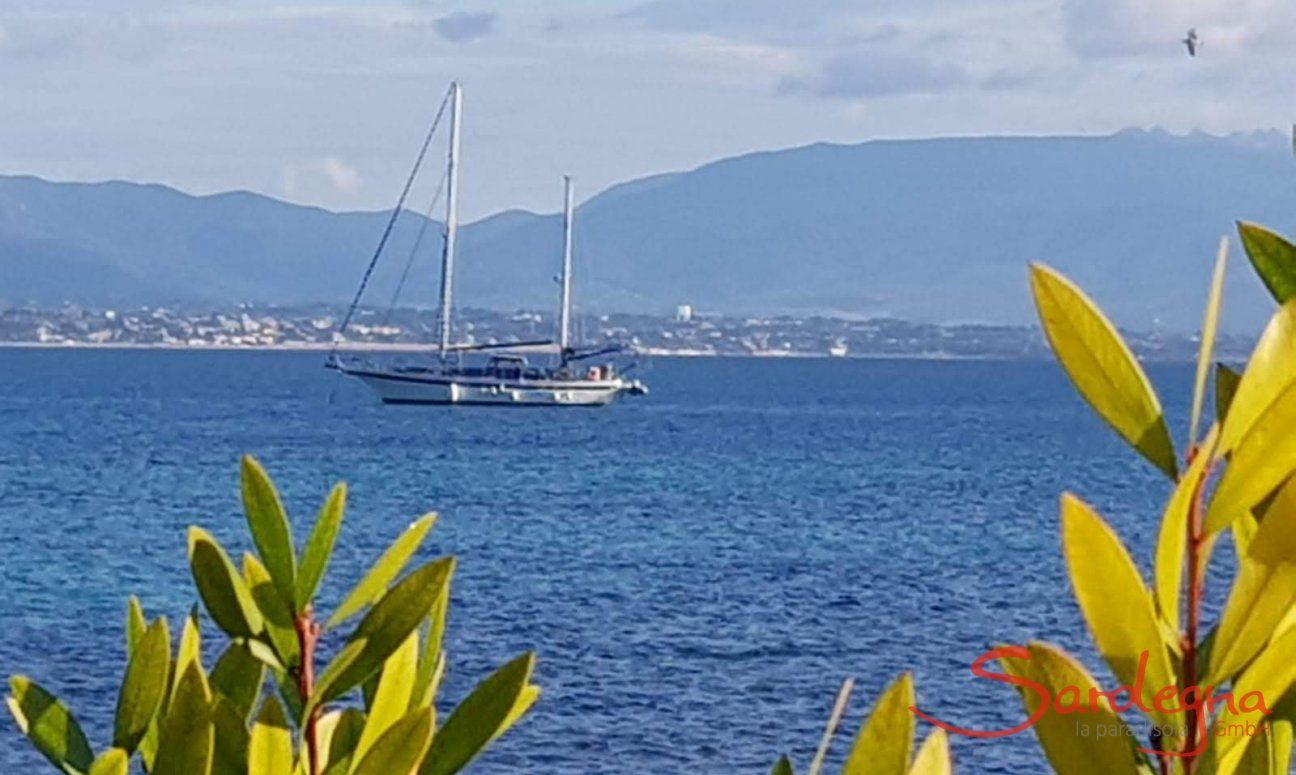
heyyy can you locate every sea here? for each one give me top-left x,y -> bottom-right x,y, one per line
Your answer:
0,349 -> 1202,773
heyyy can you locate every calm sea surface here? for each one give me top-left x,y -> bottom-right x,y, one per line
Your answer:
0,349 -> 1200,773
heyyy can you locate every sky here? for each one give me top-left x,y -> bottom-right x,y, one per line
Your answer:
1,0 -> 1293,220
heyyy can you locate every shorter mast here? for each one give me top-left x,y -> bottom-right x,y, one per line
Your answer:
437,81 -> 463,360
558,175 -> 575,361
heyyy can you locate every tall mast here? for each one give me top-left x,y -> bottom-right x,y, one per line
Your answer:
437,81 -> 462,360
558,175 -> 574,359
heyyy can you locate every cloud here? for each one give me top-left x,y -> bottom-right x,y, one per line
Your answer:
781,51 -> 967,98
282,157 -> 363,200
432,10 -> 497,43
1061,0 -> 1290,59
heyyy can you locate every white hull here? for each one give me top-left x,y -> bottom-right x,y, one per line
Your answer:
346,368 -> 639,406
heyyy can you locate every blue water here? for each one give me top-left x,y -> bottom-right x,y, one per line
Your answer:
0,350 -> 1197,773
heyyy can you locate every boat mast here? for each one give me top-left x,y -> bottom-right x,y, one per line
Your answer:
558,175 -> 574,362
437,81 -> 463,361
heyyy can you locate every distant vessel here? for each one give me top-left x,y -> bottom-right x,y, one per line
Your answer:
331,82 -> 647,406
829,340 -> 848,358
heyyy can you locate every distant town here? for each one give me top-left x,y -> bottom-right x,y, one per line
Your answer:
0,302 -> 1252,361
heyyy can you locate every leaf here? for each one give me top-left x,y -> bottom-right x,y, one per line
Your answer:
1060,494 -> 1178,730
243,553 -> 301,669
88,749 -> 129,775
295,482 -> 347,612
1030,263 -> 1178,477
1207,476 -> 1296,685
769,756 -> 795,775
328,515 -> 436,629
248,696 -> 294,775
321,709 -> 366,775
841,672 -> 915,775
1190,238 -> 1229,447
210,698 -> 251,775
421,652 -> 536,775
113,616 -> 171,753
1216,363 -> 1242,425
5,676 -> 94,774
189,527 -> 264,639
126,596 -> 147,656
352,633 -> 419,768
173,613 -> 203,704
351,707 -> 434,775
1206,379 -> 1296,534
1200,627 -> 1296,775
1154,426 -> 1217,633
999,642 -> 1147,774
411,581 -> 452,710
153,665 -> 215,775
323,558 -> 455,708
240,455 -> 297,610
210,644 -> 265,722
907,729 -> 951,775
1239,221 -> 1296,304
307,638 -> 368,716
1217,301 -> 1296,455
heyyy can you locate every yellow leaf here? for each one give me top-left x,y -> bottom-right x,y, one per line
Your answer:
248,696 -> 294,775
1205,380 -> 1296,534
1190,238 -> 1229,447
841,673 -> 915,775
999,642 -> 1146,775
1030,263 -> 1178,477
1217,301 -> 1296,454
907,729 -> 951,775
1061,494 -> 1178,730
350,633 -> 419,772
1154,426 -> 1217,633
173,614 -> 202,704
88,748 -> 130,775
1207,477 -> 1296,685
1199,628 -> 1296,775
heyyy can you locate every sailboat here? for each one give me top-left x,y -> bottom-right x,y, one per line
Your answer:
330,82 -> 647,406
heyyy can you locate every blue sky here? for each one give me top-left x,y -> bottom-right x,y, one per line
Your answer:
1,0 -> 1291,219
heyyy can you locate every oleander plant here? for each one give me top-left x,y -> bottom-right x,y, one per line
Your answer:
7,456 -> 538,775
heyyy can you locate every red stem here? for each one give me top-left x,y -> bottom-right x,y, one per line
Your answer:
294,609 -> 322,775
1180,451 -> 1212,774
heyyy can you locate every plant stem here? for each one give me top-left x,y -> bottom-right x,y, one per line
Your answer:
1180,454 -> 1211,775
295,608 -> 322,775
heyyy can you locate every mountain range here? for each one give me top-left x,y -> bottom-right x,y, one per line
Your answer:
2,128 -> 1294,332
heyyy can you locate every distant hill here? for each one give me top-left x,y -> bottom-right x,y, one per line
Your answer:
2,128 -> 1294,332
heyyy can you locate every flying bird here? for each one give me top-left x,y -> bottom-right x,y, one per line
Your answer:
1182,28 -> 1199,56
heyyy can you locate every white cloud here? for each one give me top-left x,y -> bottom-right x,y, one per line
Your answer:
781,51 -> 969,98
432,10 -> 497,43
282,157 -> 363,200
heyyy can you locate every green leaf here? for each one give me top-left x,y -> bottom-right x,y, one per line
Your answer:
1154,425 -> 1217,634
1201,627 -> 1296,775
152,665 -> 215,775
1060,494 -> 1178,730
295,482 -> 347,612
352,633 -> 418,768
210,644 -> 265,722
126,597 -> 147,656
328,515 -> 437,629
421,652 -> 536,775
172,613 -> 203,704
1206,379 -> 1296,534
307,638 -> 368,716
88,749 -> 129,775
248,696 -> 294,775
841,672 -> 915,775
243,553 -> 300,670
907,729 -> 951,775
1029,263 -> 1178,478
1190,238 -> 1229,447
769,756 -> 795,775
113,617 -> 171,753
1216,363 -> 1242,425
323,558 -> 455,708
999,642 -> 1147,773
351,707 -> 434,775
240,455 -> 297,610
5,676 -> 94,774
1207,476 -> 1296,685
189,527 -> 264,639
320,709 -> 366,775
210,698 -> 251,775
1239,221 -> 1296,304
1217,301 -> 1296,455
411,581 -> 451,710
